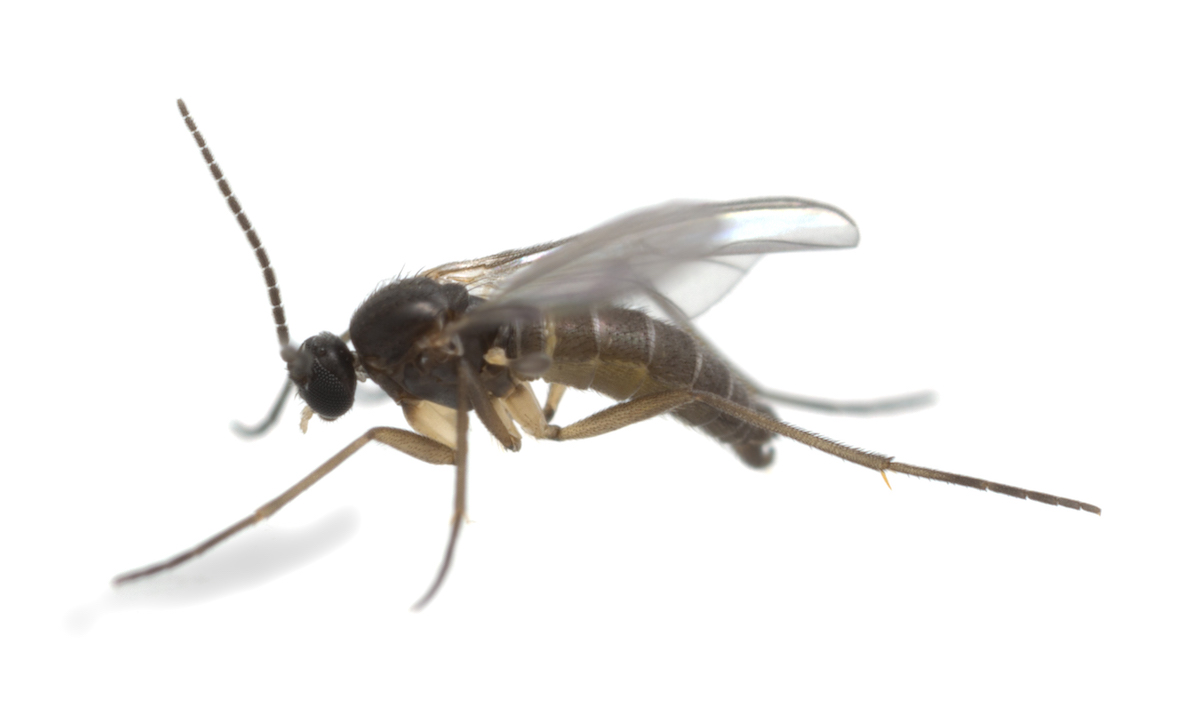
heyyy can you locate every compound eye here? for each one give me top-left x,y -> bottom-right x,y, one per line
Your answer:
291,332 -> 357,419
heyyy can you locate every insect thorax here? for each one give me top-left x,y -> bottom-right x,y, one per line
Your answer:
348,276 -> 494,410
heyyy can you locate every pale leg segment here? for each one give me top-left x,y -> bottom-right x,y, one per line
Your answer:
542,383 -> 568,422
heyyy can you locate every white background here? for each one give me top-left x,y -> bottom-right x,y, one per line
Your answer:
2,2 -> 1196,707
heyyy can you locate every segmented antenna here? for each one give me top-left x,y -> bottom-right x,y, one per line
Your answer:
177,99 -> 292,355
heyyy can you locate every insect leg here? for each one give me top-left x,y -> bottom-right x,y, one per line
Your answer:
403,399 -> 460,449
411,360 -> 472,610
541,390 -> 698,441
462,363 -> 521,451
689,392 -> 1101,515
113,427 -> 455,586
543,383 -> 568,422
499,381 -> 551,436
540,390 -> 1100,515
232,377 -> 295,438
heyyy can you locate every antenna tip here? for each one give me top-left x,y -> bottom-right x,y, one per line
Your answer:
176,98 -> 188,114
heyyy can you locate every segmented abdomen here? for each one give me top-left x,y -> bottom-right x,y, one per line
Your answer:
501,308 -> 776,468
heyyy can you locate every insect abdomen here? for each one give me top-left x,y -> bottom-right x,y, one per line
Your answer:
504,308 -> 776,468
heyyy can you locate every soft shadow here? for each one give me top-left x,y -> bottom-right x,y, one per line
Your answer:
66,507 -> 359,632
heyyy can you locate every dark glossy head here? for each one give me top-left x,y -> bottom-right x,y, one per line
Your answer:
288,331 -> 358,419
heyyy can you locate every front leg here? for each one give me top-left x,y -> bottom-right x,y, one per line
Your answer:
113,427 -> 455,586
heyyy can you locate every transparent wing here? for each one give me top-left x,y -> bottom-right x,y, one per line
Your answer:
420,237 -> 572,299
423,196 -> 858,327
